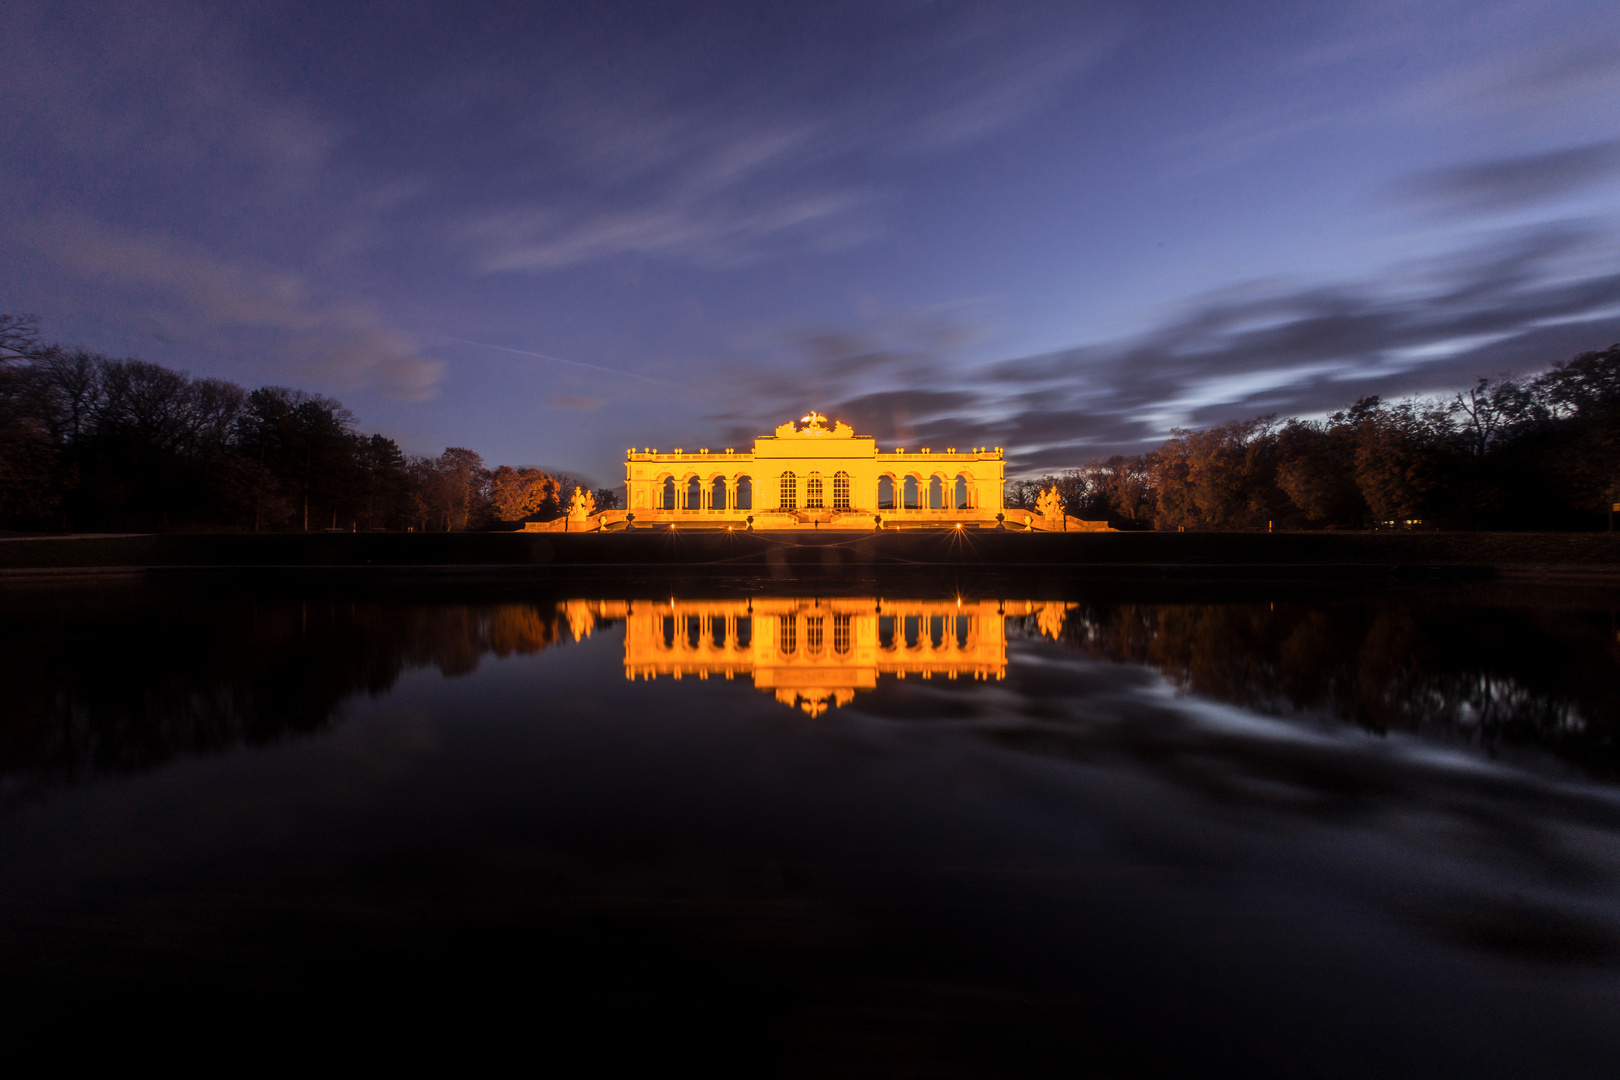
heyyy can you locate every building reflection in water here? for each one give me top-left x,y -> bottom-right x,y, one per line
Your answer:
561,598 -> 1074,716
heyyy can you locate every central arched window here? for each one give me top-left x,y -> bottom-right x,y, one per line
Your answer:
954,475 -> 970,509
779,471 -> 797,509
833,613 -> 851,654
805,615 -> 823,654
778,614 -> 796,655
805,472 -> 824,509
833,472 -> 850,510
686,476 -> 703,509
710,476 -> 727,510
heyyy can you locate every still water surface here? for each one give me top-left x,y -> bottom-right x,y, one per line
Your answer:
2,578 -> 1618,1074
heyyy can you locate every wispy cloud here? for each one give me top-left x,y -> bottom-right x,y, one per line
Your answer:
985,223 -> 1620,463
705,221 -> 1620,474
450,5 -> 1124,272
23,216 -> 443,400
1392,140 -> 1620,214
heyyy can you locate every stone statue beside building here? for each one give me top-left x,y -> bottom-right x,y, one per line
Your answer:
1035,485 -> 1064,523
567,486 -> 595,521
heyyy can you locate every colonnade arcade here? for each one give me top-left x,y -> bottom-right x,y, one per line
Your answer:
657,473 -> 756,510
649,469 -> 983,511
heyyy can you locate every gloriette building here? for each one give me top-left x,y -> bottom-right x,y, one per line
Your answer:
528,410 -> 1110,531
625,411 -> 1006,529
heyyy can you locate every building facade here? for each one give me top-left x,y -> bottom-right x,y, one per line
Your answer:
621,411 -> 1007,529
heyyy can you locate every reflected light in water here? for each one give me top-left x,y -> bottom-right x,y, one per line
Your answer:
562,598 -> 1072,716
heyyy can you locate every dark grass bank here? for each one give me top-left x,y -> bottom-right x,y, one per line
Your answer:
2,529 -> 1619,580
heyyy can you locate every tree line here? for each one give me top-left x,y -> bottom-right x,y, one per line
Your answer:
7,313 -> 1617,533
1007,343 -> 1620,530
0,315 -> 617,532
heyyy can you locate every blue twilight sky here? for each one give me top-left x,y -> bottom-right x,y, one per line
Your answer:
4,1 -> 1620,484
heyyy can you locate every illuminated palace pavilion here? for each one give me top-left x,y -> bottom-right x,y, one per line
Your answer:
559,597 -> 1076,716
530,411 -> 1108,531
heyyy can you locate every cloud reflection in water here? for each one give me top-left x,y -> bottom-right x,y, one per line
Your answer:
2,581 -> 1620,1070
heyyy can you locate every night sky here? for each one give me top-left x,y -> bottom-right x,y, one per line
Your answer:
5,1 -> 1619,486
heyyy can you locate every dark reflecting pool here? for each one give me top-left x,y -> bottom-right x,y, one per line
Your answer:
2,579 -> 1619,1074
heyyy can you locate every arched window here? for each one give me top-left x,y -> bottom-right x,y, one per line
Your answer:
928,476 -> 943,509
686,476 -> 702,509
661,477 -> 676,510
778,614 -> 797,654
779,471 -> 797,509
805,472 -> 824,509
710,476 -> 727,510
954,475 -> 970,509
833,613 -> 851,654
805,615 -> 824,654
902,476 -> 919,510
734,475 -> 752,510
877,476 -> 895,510
833,472 -> 850,510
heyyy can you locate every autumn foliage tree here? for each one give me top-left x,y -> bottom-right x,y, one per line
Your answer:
489,465 -> 560,522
